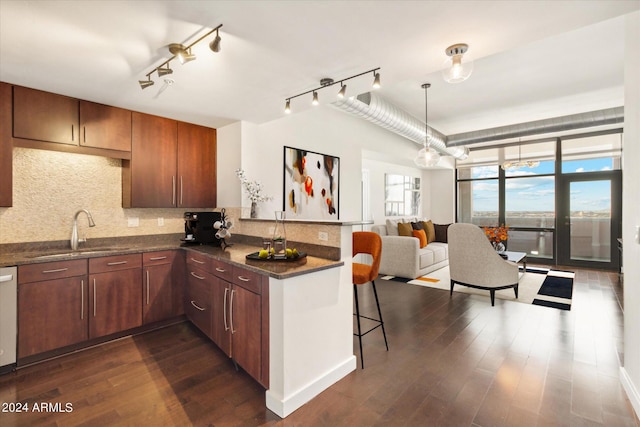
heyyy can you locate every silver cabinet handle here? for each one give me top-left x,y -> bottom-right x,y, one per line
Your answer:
0,274 -> 14,282
215,267 -> 227,273
83,126 -> 86,143
190,271 -> 205,280
146,270 -> 150,305
81,279 -> 84,320
172,176 -> 176,206
149,256 -> 167,261
93,278 -> 97,317
107,261 -> 127,266
190,300 -> 205,311
42,268 -> 68,274
71,124 -> 74,141
223,287 -> 230,331
180,176 -> 183,206
190,258 -> 205,264
237,276 -> 250,282
230,289 -> 236,334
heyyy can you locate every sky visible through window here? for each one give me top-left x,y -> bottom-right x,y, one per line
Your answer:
471,158 -> 612,213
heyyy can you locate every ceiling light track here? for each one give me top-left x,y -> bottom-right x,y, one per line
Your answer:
284,67 -> 380,114
139,23 -> 223,89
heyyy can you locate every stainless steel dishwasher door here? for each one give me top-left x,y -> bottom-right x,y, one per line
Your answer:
0,266 -> 17,370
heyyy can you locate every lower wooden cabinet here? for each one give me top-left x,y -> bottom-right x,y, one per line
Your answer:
18,260 -> 88,358
89,254 -> 142,339
143,250 -> 183,324
228,283 -> 262,381
185,265 -> 213,338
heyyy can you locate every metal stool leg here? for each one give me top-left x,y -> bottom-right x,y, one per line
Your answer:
353,284 -> 364,368
371,280 -> 388,351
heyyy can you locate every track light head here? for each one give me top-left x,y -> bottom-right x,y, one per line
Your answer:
169,43 -> 196,64
284,99 -> 291,114
157,66 -> 173,76
209,30 -> 221,53
337,84 -> 347,99
312,91 -> 319,106
139,78 -> 154,89
372,72 -> 381,89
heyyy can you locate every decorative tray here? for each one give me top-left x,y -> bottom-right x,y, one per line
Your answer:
245,251 -> 307,262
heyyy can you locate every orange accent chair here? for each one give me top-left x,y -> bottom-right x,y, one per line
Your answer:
352,231 -> 388,368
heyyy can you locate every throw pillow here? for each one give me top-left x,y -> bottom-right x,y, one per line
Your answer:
422,220 -> 436,243
385,218 -> 402,236
397,222 -> 413,237
434,223 -> 452,243
412,229 -> 427,248
411,221 -> 424,230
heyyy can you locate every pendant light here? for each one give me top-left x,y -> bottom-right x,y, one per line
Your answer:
501,143 -> 540,170
414,83 -> 440,168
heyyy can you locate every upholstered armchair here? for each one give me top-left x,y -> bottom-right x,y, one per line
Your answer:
448,223 -> 519,306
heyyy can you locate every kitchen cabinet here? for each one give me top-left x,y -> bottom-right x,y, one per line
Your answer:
17,260 -> 88,358
0,82 -> 12,207
79,101 -> 131,151
177,122 -> 217,207
143,250 -> 183,324
89,254 -> 142,339
210,259 -> 268,386
185,263 -> 213,338
13,85 -> 79,145
124,112 -> 216,208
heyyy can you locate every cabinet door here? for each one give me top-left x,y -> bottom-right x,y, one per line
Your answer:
18,276 -> 88,358
0,82 -> 12,207
211,277 -> 231,356
143,263 -> 174,324
89,268 -> 142,338
185,267 -> 213,338
80,101 -> 131,151
230,285 -> 261,380
13,86 -> 79,145
177,122 -> 216,207
129,112 -> 177,207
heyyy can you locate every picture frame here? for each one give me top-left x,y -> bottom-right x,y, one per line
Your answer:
283,146 -> 340,220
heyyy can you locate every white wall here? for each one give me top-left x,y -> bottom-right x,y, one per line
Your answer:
216,121 -> 242,207
621,10 -> 640,419
232,105 -> 423,222
427,168 -> 456,224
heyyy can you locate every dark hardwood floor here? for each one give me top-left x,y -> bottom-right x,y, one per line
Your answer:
0,266 -> 636,426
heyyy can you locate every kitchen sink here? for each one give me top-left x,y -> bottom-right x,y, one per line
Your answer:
28,248 -> 124,259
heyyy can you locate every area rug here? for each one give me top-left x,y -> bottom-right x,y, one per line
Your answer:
380,266 -> 574,310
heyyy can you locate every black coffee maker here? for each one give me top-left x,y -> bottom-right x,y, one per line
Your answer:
183,212 -> 222,246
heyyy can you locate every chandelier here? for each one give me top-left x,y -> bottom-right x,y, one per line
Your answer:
501,145 -> 540,170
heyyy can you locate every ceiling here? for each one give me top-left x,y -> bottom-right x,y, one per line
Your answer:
1,1 -> 638,137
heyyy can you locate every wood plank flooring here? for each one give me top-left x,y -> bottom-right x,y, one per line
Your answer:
0,266 -> 636,426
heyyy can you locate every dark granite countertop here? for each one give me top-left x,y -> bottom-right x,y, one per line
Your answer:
0,234 -> 343,280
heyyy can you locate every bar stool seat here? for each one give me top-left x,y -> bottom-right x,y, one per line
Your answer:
352,231 -> 388,369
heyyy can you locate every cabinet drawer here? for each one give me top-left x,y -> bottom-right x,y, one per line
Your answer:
186,252 -> 211,271
232,266 -> 263,294
143,250 -> 176,266
186,266 -> 212,337
211,259 -> 233,282
19,259 -> 87,284
89,254 -> 142,273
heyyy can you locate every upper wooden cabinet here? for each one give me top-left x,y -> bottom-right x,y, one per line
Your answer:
13,86 -> 79,145
12,85 -> 132,153
0,82 -> 12,207
124,112 -> 216,208
79,101 -> 131,151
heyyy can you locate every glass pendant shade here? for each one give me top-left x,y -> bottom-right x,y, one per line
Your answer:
442,55 -> 473,83
414,143 -> 440,168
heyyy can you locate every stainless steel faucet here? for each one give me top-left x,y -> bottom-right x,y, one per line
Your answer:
71,209 -> 96,250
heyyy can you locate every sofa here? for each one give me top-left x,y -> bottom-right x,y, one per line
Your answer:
371,218 -> 450,280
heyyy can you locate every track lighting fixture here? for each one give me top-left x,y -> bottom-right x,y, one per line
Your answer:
209,28 -> 221,52
138,77 -> 154,89
284,67 -> 380,114
442,43 -> 473,84
139,24 -> 223,89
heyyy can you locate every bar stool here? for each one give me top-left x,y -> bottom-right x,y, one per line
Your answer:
352,231 -> 388,368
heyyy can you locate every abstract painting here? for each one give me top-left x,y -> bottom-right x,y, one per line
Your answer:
283,146 -> 340,220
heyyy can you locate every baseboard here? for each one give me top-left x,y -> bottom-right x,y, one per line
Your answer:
620,367 -> 640,420
266,355 -> 356,418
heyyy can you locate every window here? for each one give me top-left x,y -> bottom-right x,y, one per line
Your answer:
385,174 -> 420,216
561,133 -> 622,173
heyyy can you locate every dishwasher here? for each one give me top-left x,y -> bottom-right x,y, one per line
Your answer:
0,266 -> 17,374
